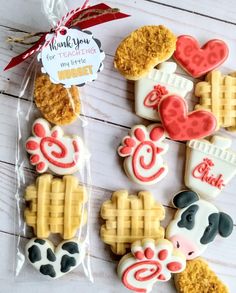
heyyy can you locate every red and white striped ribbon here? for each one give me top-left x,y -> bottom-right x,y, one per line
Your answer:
22,0 -> 90,60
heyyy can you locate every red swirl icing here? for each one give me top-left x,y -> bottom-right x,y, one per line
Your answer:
122,260 -> 162,293
132,141 -> 165,182
40,137 -> 79,168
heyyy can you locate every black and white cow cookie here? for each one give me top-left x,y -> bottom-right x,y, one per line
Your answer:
166,190 -> 233,260
25,238 -> 85,279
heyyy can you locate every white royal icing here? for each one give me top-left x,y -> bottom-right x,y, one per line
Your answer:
135,62 -> 193,121
25,238 -> 85,279
117,238 -> 186,292
185,135 -> 236,199
26,118 -> 87,175
117,124 -> 169,185
166,198 -> 219,259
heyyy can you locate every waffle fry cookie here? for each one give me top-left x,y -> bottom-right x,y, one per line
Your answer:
100,190 -> 165,255
24,174 -> 87,239
174,258 -> 229,293
195,70 -> 236,131
34,73 -> 80,125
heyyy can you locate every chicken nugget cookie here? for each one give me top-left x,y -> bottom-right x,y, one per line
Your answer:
34,73 -> 80,125
114,25 -> 177,80
174,258 -> 229,293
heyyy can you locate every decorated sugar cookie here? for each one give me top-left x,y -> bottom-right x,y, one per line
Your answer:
158,94 -> 217,141
174,258 -> 229,293
114,25 -> 176,80
166,190 -> 233,260
26,118 -> 86,175
173,35 -> 229,78
185,135 -> 236,199
135,62 -> 193,121
118,124 -> 169,185
25,238 -> 85,279
117,238 -> 186,293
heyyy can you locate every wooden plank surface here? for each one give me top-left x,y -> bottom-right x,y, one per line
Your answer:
0,0 -> 236,292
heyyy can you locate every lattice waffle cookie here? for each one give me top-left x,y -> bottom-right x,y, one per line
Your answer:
195,70 -> 236,131
100,190 -> 165,255
24,174 -> 87,239
34,73 -> 80,125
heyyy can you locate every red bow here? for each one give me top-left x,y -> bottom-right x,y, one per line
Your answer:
4,2 -> 129,71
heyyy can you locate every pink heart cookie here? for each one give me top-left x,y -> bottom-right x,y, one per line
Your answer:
173,35 -> 229,78
158,95 -> 217,141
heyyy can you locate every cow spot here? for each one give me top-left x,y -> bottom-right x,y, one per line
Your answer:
47,248 -> 56,262
40,264 -> 56,278
60,255 -> 76,273
62,242 -> 79,254
28,245 -> 41,263
34,239 -> 46,245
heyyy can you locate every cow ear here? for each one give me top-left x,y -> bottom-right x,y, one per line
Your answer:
218,212 -> 233,238
172,190 -> 199,208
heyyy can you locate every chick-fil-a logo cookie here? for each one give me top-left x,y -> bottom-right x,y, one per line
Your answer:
25,118 -> 86,175
117,239 -> 186,293
38,28 -> 105,87
143,84 -> 168,110
192,158 -> 225,189
118,124 -> 169,185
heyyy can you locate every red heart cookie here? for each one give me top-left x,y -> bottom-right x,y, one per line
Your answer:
158,95 -> 217,141
173,35 -> 229,78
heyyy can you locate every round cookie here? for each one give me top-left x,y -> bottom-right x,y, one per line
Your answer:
114,25 -> 177,80
34,73 -> 80,125
174,258 -> 229,293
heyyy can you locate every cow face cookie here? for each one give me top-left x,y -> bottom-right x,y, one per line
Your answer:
26,118 -> 86,175
173,35 -> 229,78
166,190 -> 233,260
34,73 -> 80,125
185,136 -> 236,199
25,238 -> 85,279
159,94 -> 217,141
118,124 -> 169,185
174,258 -> 229,293
135,62 -> 193,121
117,239 -> 186,293
114,25 -> 177,80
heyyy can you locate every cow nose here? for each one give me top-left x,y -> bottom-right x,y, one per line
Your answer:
169,234 -> 200,260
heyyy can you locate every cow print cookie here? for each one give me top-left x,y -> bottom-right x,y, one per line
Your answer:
166,190 -> 233,260
26,118 -> 87,175
25,238 -> 85,279
118,124 -> 169,185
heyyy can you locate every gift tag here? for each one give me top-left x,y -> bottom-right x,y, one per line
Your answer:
38,27 -> 105,87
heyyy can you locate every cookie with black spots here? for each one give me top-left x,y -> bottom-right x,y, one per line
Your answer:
25,238 -> 85,279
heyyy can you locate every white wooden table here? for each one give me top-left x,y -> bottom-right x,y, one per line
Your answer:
1,0 -> 236,292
